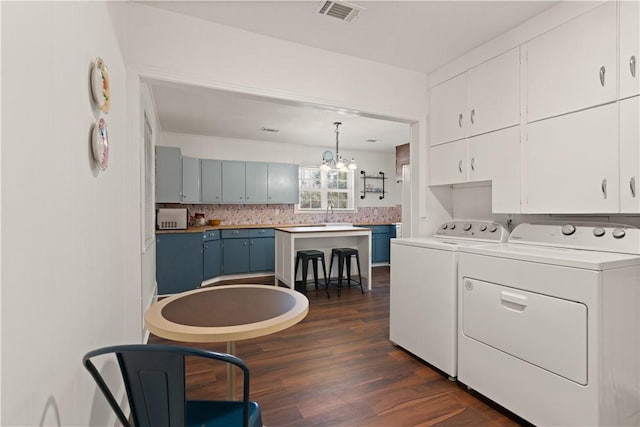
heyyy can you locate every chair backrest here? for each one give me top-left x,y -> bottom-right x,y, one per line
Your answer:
83,344 -> 251,427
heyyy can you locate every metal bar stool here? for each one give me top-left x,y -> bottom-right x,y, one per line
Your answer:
294,250 -> 330,298
329,248 -> 363,297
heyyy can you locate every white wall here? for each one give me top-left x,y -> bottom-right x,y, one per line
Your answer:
160,132 -> 402,207
1,2 -> 140,425
127,2 -> 430,232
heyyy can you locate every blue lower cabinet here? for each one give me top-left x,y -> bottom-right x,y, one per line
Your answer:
222,228 -> 275,275
156,233 -> 203,295
371,225 -> 394,264
250,237 -> 275,272
203,230 -> 221,280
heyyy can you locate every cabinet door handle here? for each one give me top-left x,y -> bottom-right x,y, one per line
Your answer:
470,109 -> 476,124
458,113 -> 463,128
631,176 -> 636,198
599,66 -> 606,87
601,178 -> 607,199
631,56 -> 637,78
458,160 -> 463,174
471,157 -> 475,171
243,241 -> 248,246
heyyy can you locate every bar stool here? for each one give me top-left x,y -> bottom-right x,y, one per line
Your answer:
329,248 -> 363,297
294,250 -> 330,298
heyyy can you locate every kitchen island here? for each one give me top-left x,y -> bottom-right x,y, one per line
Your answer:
275,225 -> 372,291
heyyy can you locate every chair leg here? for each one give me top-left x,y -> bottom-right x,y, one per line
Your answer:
346,255 -> 352,287
300,258 -> 309,294
320,255 -> 330,299
294,253 -> 300,287
312,258 -> 319,290
337,253 -> 344,298
354,252 -> 364,294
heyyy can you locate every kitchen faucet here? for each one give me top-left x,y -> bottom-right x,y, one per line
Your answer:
325,201 -> 334,222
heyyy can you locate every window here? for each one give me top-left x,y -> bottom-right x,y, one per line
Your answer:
298,167 -> 356,211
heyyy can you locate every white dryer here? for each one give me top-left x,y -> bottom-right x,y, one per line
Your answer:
458,222 -> 640,426
390,220 -> 509,378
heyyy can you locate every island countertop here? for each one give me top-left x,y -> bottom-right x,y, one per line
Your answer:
275,225 -> 370,233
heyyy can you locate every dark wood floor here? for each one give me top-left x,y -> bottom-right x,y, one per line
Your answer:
149,267 -> 527,426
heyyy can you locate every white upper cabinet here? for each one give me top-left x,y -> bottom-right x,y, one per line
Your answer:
430,73 -> 467,146
430,48 -> 520,146
620,0 -> 640,99
524,103 -> 619,213
429,139 -> 467,184
620,96 -> 640,213
527,2 -> 617,123
467,127 -> 521,213
430,127 -> 521,213
466,48 -> 520,138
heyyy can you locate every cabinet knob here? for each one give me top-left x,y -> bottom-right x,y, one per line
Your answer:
470,109 -> 476,124
599,66 -> 606,87
630,176 -> 636,198
243,241 -> 248,246
631,56 -> 637,78
458,160 -> 463,174
458,113 -> 463,128
471,157 -> 476,171
601,178 -> 607,199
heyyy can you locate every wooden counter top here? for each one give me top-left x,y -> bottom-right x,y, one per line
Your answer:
157,222 -> 397,234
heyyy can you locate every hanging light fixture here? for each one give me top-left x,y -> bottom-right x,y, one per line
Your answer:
320,122 -> 357,171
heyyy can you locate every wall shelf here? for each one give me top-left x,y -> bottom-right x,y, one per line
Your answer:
360,171 -> 387,199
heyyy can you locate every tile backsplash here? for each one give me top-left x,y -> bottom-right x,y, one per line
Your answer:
158,204 -> 402,225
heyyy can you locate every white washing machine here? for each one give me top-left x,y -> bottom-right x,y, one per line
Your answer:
390,220 -> 509,378
458,222 -> 640,426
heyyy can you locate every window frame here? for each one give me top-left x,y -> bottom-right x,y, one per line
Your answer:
297,166 -> 357,212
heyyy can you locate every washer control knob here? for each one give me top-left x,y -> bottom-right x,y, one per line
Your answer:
561,224 -> 576,236
449,223 -> 456,230
613,228 -> 626,239
479,225 -> 488,232
593,227 -> 606,237
489,225 -> 498,233
441,224 -> 448,230
463,223 -> 472,231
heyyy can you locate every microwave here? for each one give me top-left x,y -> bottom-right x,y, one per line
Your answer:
157,208 -> 188,230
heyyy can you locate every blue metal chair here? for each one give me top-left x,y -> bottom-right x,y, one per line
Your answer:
83,344 -> 263,427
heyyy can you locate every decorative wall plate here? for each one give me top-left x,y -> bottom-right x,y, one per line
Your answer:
92,117 -> 109,171
91,57 -> 110,113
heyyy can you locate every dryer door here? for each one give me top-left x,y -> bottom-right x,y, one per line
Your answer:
461,277 -> 587,385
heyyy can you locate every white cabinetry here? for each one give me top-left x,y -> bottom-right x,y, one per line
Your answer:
527,2 -> 617,122
430,48 -> 520,146
620,96 -> 640,213
524,103 -> 619,213
620,0 -> 639,100
430,127 -> 520,213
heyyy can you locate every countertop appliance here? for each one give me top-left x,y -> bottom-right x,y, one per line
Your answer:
457,221 -> 640,426
389,220 -> 509,378
157,208 -> 188,230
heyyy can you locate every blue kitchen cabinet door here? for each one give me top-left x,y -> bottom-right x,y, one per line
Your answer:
268,162 -> 299,204
245,162 -> 268,204
156,146 -> 182,203
182,156 -> 201,203
222,161 -> 246,203
250,237 -> 275,272
222,238 -> 250,275
201,159 -> 222,203
156,233 -> 203,295
203,230 -> 221,280
371,225 -> 392,263
203,240 -> 222,280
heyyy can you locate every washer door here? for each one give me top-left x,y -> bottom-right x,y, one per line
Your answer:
461,277 -> 587,385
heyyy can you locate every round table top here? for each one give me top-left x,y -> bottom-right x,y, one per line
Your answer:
145,284 -> 309,343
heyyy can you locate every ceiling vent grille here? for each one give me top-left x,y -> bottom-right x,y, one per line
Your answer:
317,1 -> 363,22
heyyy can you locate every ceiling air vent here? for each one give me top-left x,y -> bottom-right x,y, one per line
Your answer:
260,127 -> 280,133
317,1 -> 363,22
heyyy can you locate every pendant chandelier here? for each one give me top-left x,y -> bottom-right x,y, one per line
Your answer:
320,122 -> 357,172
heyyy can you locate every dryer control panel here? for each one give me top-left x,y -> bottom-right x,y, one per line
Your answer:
508,222 -> 640,255
435,221 -> 509,242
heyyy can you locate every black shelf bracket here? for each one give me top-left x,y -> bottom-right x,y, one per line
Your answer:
360,170 -> 386,200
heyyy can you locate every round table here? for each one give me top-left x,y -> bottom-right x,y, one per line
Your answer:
145,284 -> 309,397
